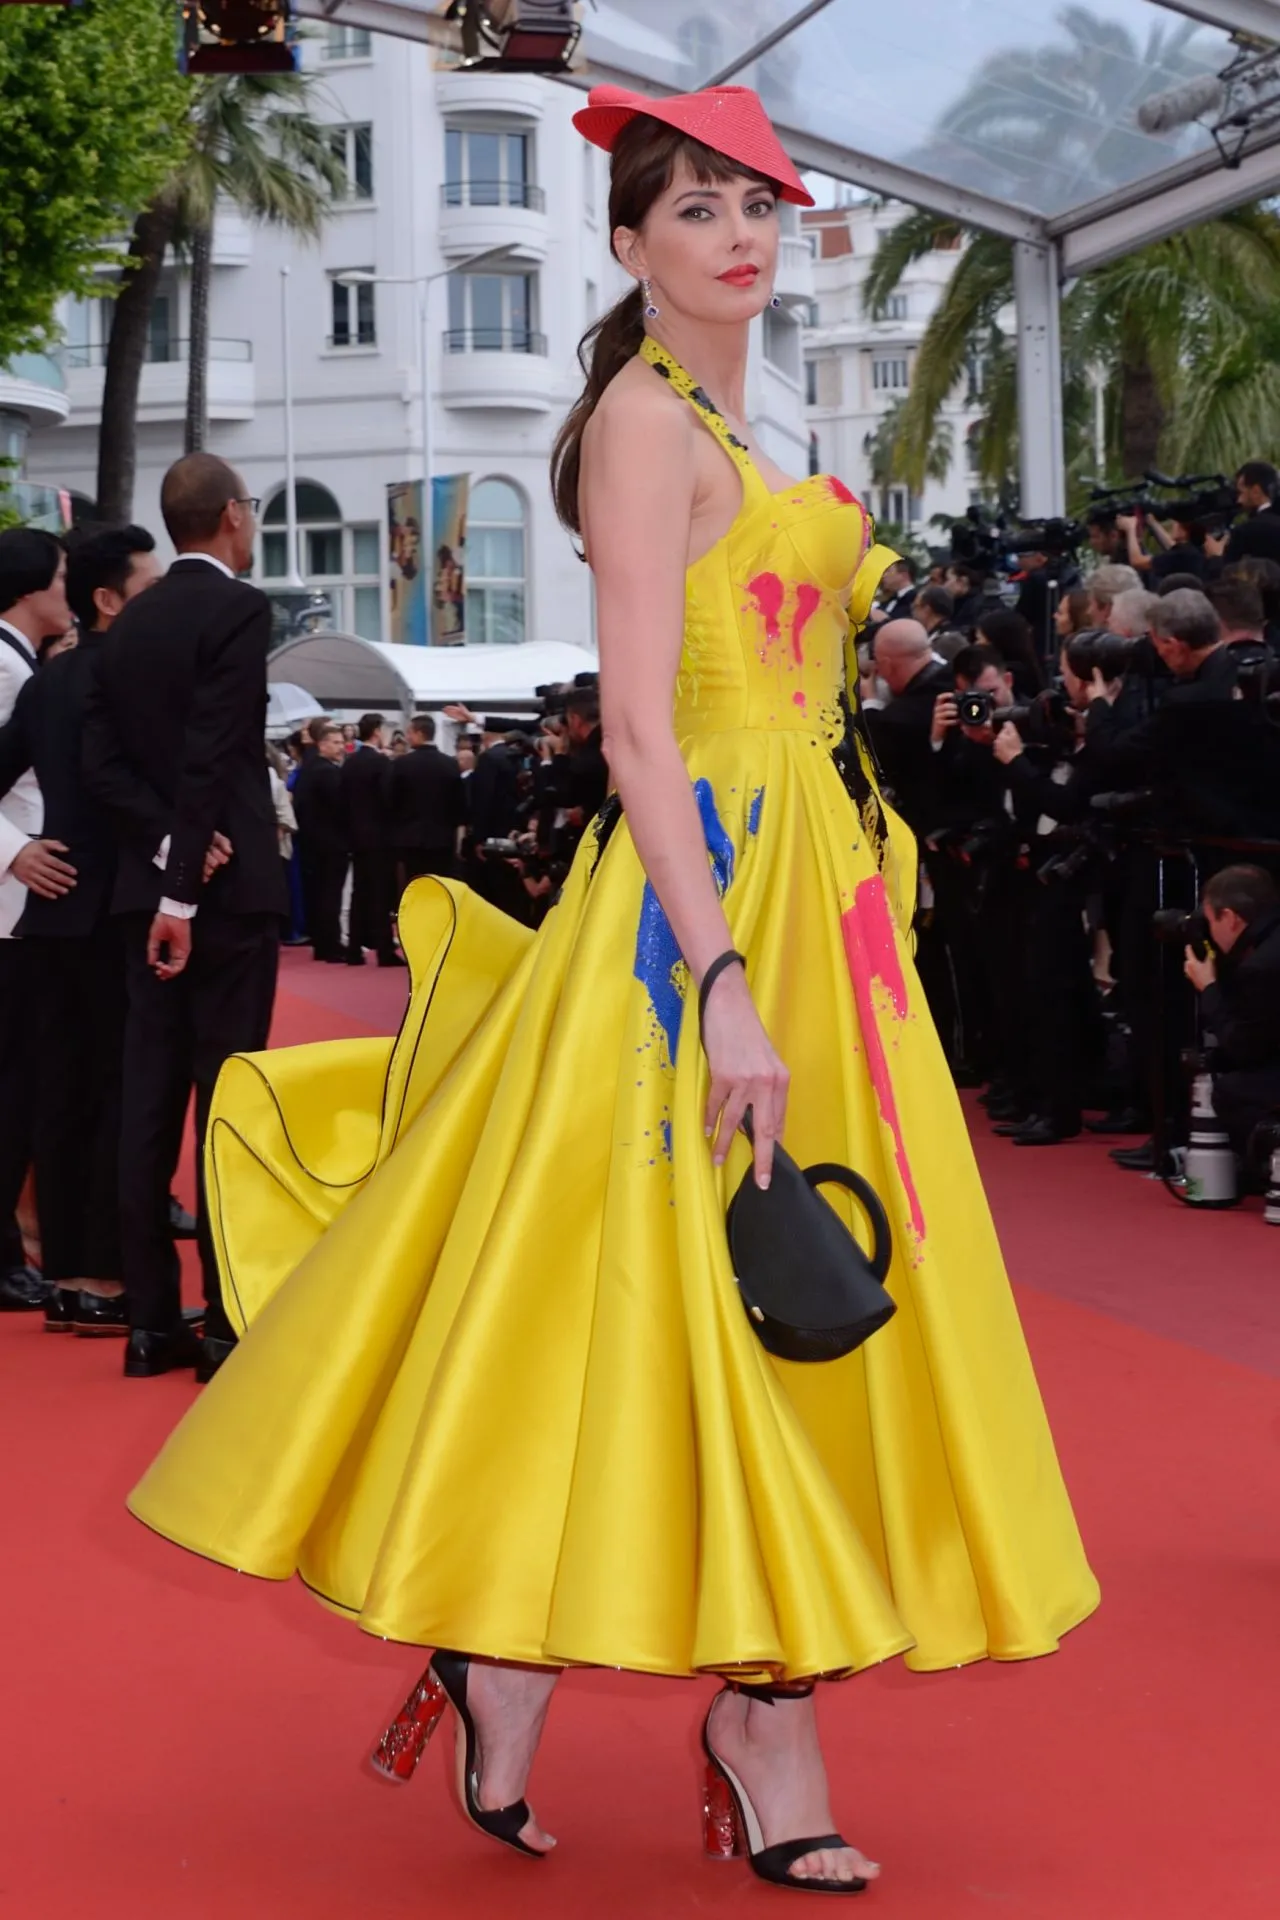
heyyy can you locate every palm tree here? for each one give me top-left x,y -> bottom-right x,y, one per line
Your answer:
864,205 -> 1280,499
863,395 -> 954,496
863,6 -> 1280,500
97,70 -> 342,519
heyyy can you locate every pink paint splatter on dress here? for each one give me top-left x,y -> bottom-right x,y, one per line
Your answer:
791,582 -> 820,666
840,874 -> 925,1249
747,573 -> 784,650
827,476 -> 855,504
793,690 -> 807,709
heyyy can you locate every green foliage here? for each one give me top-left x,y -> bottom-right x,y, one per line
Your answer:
172,71 -> 346,245
0,0 -> 188,364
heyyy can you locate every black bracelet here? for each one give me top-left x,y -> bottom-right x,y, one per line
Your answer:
698,949 -> 746,1037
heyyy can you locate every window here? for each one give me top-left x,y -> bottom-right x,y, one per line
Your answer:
804,358 -> 817,407
447,271 -> 541,353
444,127 -> 540,209
466,479 -> 526,645
885,293 -> 908,321
879,487 -> 909,526
872,355 -> 909,391
816,358 -> 842,407
260,484 -> 382,644
326,23 -> 371,59
808,430 -> 820,478
763,304 -> 800,384
330,273 -> 376,348
329,124 -> 373,200
64,286 -> 172,367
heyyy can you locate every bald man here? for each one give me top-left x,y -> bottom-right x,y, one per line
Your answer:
864,618 -> 954,831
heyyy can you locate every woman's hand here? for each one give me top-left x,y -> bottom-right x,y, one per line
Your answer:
701,966 -> 789,1189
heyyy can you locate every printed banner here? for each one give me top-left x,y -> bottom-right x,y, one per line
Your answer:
387,480 -> 428,647
431,473 -> 469,646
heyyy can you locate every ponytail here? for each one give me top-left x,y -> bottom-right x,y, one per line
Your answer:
551,283 -> 646,537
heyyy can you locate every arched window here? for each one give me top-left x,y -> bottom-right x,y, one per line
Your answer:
466,478 -> 526,645
259,482 -> 381,646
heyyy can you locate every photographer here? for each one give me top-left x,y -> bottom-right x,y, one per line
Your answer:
865,619 -> 953,831
1115,510 -> 1207,583
1085,511 -> 1130,566
868,554 -> 918,626
1083,563 -> 1140,629
539,685 -> 608,853
1207,461 -> 1280,567
1205,577 -> 1272,670
914,585 -> 967,662
987,634 -> 1114,1143
1084,589 -> 1280,841
943,561 -> 986,634
928,645 -> 1030,1107
1183,865 -> 1280,1162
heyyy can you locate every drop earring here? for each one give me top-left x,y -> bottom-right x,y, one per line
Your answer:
770,293 -> 782,308
641,277 -> 660,319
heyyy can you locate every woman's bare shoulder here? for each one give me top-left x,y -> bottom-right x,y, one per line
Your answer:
584,354 -> 695,464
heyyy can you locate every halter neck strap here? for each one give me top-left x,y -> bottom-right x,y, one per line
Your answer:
640,337 -> 768,501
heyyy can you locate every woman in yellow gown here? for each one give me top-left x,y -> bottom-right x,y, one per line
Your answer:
130,84 -> 1098,1894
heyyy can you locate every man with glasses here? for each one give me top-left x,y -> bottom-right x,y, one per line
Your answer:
84,454 -> 287,1381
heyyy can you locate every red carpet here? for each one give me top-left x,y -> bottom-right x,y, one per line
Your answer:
3,951 -> 1279,1919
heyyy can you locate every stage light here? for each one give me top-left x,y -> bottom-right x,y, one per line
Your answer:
448,0 -> 580,75
180,0 -> 298,76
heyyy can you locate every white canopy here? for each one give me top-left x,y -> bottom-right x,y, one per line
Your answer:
267,633 -> 599,720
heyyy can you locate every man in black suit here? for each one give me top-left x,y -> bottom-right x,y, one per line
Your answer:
1212,461 -> 1280,568
83,455 -> 286,1380
341,711 -> 403,966
0,528 -> 75,1313
388,710 -> 464,885
863,618 -> 953,832
0,525 -> 161,1333
292,719 -> 349,961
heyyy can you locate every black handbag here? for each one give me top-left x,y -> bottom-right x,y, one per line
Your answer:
725,1113 -> 896,1362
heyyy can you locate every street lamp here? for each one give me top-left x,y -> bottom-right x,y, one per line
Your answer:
336,245 -> 518,509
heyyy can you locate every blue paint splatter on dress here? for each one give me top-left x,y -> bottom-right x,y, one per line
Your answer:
634,780 -> 736,1064
747,785 -> 765,837
660,1116 -> 673,1159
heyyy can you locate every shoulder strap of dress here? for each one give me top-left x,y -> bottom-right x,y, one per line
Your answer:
639,337 -> 767,499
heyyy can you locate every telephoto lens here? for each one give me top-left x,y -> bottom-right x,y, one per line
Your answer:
1151,907 -> 1211,956
957,690 -> 994,728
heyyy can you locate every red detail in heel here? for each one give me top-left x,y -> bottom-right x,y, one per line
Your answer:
369,1667 -> 449,1784
703,1761 -> 746,1859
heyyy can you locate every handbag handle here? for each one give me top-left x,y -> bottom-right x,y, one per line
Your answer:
740,1108 -> 893,1284
802,1165 -> 893,1284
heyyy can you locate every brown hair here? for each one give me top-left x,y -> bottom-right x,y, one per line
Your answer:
551,120 -> 778,536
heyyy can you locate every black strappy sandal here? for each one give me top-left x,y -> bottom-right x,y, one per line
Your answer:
702,1683 -> 870,1895
368,1650 -> 546,1859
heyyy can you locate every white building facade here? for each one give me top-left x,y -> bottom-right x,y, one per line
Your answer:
802,199 -> 985,538
24,24 -> 811,655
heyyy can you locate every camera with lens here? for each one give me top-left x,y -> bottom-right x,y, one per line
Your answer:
1065,627 -> 1143,682
957,689 -> 994,728
1152,906 -> 1211,958
481,836 -> 521,857
534,669 -> 599,723
948,504 -> 1084,570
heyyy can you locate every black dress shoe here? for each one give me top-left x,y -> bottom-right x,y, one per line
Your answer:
986,1096 -> 1028,1123
44,1287 -> 80,1332
0,1264 -> 49,1311
345,947 -> 367,966
73,1291 -> 129,1336
124,1324 -> 203,1378
169,1195 -> 197,1239
1013,1116 -> 1083,1146
1084,1107 -> 1149,1135
377,952 -> 408,969
994,1113 -> 1037,1137
1111,1138 -> 1156,1171
196,1333 -> 237,1384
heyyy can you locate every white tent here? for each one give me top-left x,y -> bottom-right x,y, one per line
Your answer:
267,633 -> 598,722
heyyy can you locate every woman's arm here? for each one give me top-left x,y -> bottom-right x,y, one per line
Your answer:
583,380 -> 787,1185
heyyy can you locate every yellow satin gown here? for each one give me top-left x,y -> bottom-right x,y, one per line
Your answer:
130,340 -> 1099,1682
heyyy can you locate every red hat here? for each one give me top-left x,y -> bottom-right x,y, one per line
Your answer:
573,84 -> 815,208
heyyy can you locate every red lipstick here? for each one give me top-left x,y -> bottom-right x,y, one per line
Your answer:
718,265 -> 760,287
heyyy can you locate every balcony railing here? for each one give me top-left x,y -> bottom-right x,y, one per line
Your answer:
4,351 -> 67,392
63,338 -> 252,369
441,180 -> 546,211
443,326 -> 546,355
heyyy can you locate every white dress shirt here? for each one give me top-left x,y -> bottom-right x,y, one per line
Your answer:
0,618 -> 42,941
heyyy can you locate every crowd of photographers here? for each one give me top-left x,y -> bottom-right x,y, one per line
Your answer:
859,458 -> 1280,1198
